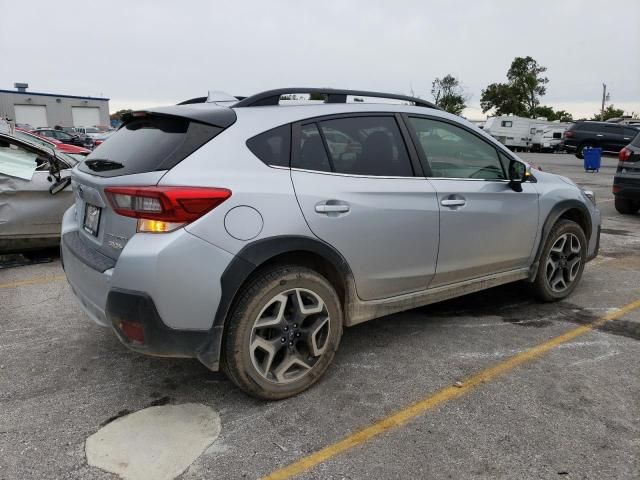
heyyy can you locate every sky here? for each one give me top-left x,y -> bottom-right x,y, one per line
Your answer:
1,0 -> 638,119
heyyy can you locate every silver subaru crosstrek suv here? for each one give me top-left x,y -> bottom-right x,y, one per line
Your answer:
61,88 -> 600,399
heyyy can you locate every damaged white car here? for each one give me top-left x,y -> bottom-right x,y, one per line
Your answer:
0,133 -> 76,253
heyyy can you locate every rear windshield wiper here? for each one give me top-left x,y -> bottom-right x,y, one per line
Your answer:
85,159 -> 124,171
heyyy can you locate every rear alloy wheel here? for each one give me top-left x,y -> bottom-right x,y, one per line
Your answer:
223,266 -> 342,400
614,197 -> 640,215
532,220 -> 587,302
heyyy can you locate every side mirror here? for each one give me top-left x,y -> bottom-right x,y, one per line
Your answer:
508,160 -> 528,192
49,176 -> 71,195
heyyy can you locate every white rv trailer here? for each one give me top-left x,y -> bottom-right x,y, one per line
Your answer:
483,115 -> 565,151
530,124 -> 570,152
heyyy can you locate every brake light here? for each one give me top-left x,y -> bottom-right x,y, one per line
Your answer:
619,147 -> 632,162
105,186 -> 231,233
564,131 -> 574,138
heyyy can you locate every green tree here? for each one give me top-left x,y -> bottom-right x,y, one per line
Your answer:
480,83 -> 526,116
109,109 -> 133,122
480,56 -> 549,117
533,105 -> 573,122
593,104 -> 625,121
431,74 -> 467,115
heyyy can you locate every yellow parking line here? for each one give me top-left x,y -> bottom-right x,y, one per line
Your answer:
0,274 -> 66,289
263,298 -> 640,480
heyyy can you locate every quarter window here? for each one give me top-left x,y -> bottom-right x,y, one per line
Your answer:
246,124 -> 291,167
408,117 -> 506,180
313,116 -> 413,176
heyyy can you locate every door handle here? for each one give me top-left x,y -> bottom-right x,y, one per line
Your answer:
596,134 -> 604,137
441,199 -> 466,207
624,138 -> 630,140
315,203 -> 350,214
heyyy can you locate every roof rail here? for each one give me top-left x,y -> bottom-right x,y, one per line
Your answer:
233,88 -> 441,110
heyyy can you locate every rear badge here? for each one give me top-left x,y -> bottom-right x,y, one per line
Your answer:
105,233 -> 128,250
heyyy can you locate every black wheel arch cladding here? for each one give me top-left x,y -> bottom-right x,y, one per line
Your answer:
529,200 -> 592,281
196,235 -> 353,370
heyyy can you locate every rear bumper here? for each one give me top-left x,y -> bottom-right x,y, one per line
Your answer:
613,175 -> 640,200
107,289 -> 209,358
61,205 -> 235,365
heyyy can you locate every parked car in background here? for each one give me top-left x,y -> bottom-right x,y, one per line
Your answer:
15,123 -> 34,130
0,133 -> 76,253
33,128 -> 94,149
60,87 -> 600,399
563,121 -> 640,159
613,131 -> 640,214
14,128 -> 91,156
92,130 -> 115,147
75,126 -> 102,139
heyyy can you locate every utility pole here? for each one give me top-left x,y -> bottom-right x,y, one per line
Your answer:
601,83 -> 607,121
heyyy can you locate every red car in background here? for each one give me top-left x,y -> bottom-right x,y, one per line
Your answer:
14,128 -> 91,156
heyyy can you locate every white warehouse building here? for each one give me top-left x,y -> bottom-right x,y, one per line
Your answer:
0,83 -> 110,129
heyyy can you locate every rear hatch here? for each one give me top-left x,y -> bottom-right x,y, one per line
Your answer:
70,105 -> 236,261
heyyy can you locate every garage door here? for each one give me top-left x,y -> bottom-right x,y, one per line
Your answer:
14,105 -> 48,128
71,107 -> 101,127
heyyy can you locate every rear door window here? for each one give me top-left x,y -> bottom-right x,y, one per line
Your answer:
311,116 -> 413,176
78,115 -> 222,177
298,124 -> 331,172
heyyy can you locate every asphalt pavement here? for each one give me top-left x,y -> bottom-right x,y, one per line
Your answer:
0,152 -> 638,480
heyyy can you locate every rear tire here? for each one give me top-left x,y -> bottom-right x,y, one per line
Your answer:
532,220 -> 587,302
614,197 -> 640,215
222,265 -> 342,400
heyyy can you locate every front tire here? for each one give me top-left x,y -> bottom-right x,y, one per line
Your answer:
614,197 -> 640,215
532,220 -> 587,302
222,265 -> 342,400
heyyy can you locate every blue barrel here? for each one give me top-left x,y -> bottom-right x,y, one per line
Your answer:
583,147 -> 601,172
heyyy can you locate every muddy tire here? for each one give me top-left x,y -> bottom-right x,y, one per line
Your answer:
222,265 -> 342,400
532,220 -> 587,302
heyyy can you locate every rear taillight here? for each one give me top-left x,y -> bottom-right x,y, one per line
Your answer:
104,186 -> 231,233
564,131 -> 574,138
619,147 -> 632,162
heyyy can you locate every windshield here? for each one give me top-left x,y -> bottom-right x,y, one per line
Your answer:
6,132 -> 78,168
14,130 -> 55,148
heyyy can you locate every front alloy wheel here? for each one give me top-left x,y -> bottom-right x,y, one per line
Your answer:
532,219 -> 587,302
545,233 -> 582,293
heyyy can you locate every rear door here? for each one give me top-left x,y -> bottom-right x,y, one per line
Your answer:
290,114 -> 440,301
602,124 -> 625,152
405,116 -> 539,287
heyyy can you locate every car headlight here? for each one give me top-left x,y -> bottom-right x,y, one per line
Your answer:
583,190 -> 596,206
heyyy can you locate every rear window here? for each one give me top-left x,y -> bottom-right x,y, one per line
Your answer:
78,115 -> 221,177
631,131 -> 640,147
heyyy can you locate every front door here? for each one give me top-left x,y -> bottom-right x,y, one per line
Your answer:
290,115 -> 440,301
405,115 -> 539,287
